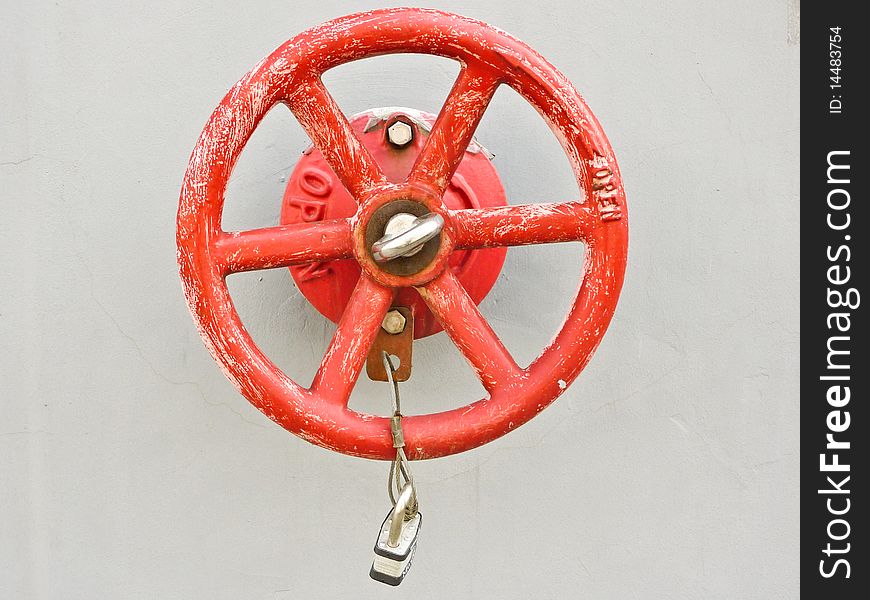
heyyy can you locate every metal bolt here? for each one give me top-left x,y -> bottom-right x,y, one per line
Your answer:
386,120 -> 414,147
382,310 -> 407,335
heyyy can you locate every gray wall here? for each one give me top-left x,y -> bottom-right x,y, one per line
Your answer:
1,1 -> 799,598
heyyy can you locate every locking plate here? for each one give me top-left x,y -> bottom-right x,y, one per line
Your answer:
369,510 -> 422,586
366,306 -> 413,382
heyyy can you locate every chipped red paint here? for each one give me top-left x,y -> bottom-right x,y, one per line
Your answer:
177,8 -> 628,460
281,110 -> 508,339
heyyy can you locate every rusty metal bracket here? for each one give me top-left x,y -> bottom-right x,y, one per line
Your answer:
366,307 -> 413,382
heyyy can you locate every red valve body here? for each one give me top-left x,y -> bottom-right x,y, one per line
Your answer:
282,110 -> 508,338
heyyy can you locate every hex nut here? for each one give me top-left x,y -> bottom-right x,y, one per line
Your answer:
386,120 -> 414,147
382,310 -> 407,334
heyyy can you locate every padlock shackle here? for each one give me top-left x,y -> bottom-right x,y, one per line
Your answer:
372,213 -> 445,263
388,484 -> 416,548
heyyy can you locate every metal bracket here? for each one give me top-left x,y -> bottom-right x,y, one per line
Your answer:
366,307 -> 413,382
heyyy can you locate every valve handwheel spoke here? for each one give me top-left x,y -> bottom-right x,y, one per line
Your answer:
451,202 -> 600,250
288,75 -> 387,201
416,270 -> 520,392
310,275 -> 394,403
409,63 -> 501,194
213,218 -> 353,274
177,8 -> 629,460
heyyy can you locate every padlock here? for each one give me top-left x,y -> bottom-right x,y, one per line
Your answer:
370,483 -> 421,586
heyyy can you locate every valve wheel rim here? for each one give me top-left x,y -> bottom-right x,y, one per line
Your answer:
177,8 -> 628,460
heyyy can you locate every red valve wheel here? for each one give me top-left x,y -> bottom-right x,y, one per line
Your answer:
177,8 -> 628,459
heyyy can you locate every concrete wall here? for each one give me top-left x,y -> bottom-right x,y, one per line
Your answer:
1,1 -> 799,598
